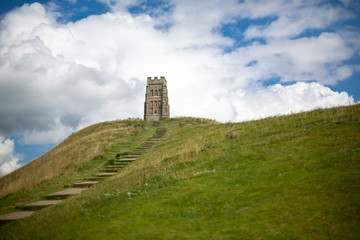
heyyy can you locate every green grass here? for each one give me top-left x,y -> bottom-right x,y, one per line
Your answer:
0,105 -> 359,239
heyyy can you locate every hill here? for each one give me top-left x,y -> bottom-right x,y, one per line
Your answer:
0,119 -> 156,198
0,105 -> 359,239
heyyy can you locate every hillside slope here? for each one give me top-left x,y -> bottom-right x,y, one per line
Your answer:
0,119 -> 156,198
1,105 -> 359,239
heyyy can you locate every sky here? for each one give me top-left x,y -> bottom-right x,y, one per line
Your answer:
0,0 -> 359,177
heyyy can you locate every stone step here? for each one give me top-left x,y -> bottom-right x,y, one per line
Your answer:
46,188 -> 85,199
119,158 -> 136,161
72,181 -> 98,188
120,157 -> 137,160
100,169 -> 118,173
106,165 -> 124,168
127,154 -> 140,157
113,162 -> 128,166
112,165 -> 127,168
0,211 -> 35,226
23,200 -> 62,210
97,172 -> 117,177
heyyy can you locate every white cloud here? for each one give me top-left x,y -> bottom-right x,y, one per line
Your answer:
229,82 -> 354,122
228,32 -> 355,85
245,2 -> 352,39
0,1 -> 358,146
0,137 -> 22,177
340,0 -> 360,11
0,3 -> 55,47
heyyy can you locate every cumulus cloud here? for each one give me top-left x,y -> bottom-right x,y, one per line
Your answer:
0,0 -> 358,147
0,137 -> 22,177
229,82 -> 354,122
244,2 -> 352,39
228,32 -> 355,85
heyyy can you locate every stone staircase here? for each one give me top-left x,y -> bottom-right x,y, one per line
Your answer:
0,126 -> 167,226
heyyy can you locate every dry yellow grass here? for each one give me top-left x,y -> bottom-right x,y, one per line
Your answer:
0,119 -> 152,198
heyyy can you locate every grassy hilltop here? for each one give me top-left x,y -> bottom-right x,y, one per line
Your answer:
0,105 -> 359,239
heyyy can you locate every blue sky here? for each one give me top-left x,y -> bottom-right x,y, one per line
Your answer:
0,0 -> 359,176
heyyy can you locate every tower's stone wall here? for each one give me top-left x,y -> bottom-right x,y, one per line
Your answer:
144,76 -> 170,121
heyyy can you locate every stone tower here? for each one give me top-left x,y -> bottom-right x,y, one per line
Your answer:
144,76 -> 170,121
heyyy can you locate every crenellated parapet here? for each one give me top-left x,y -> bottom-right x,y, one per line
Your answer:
147,76 -> 167,85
